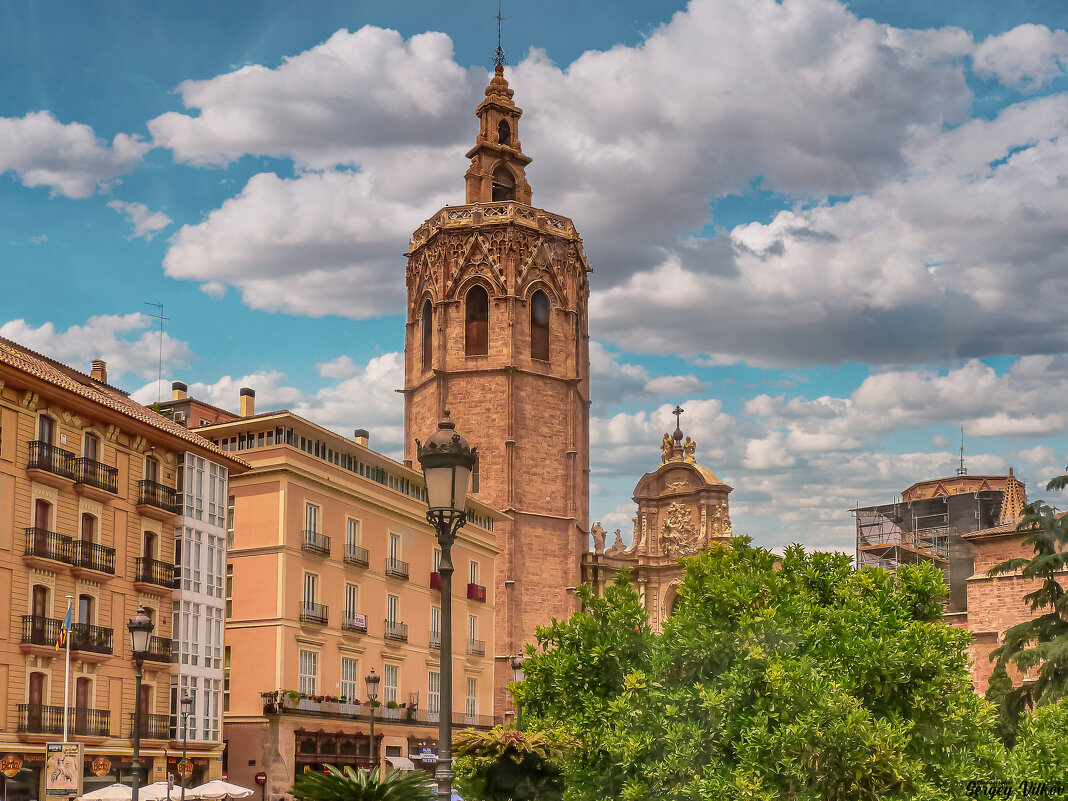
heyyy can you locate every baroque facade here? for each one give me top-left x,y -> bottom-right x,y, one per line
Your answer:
581,415 -> 732,633
402,64 -> 591,712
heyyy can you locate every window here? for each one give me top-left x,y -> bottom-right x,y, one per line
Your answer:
497,120 -> 511,146
207,534 -> 222,597
305,503 -> 319,534
83,433 -> 99,461
38,416 -> 53,444
383,664 -> 399,705
465,678 -> 477,718
340,657 -> 359,702
469,560 -> 479,585
433,548 -> 441,573
386,594 -> 398,625
464,285 -> 489,356
346,518 -> 360,549
431,606 -> 441,638
226,496 -> 235,549
389,532 -> 401,561
468,615 -> 477,643
223,646 -> 231,712
183,528 -> 202,593
303,573 -> 318,607
428,672 -> 440,716
299,650 -> 317,696
345,584 -> 358,618
81,513 -> 96,543
208,463 -> 227,526
421,299 -> 433,371
184,455 -> 204,519
530,290 -> 550,361
145,456 -> 159,483
78,594 -> 94,624
491,165 -> 515,201
225,565 -> 233,618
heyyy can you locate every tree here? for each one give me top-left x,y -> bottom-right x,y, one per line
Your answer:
515,540 -> 1006,801
453,726 -> 570,801
986,471 -> 1068,741
1007,701 -> 1068,786
290,765 -> 435,801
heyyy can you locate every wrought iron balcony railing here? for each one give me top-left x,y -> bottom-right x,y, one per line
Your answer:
137,480 -> 181,513
27,441 -> 76,479
467,638 -> 486,657
302,530 -> 331,556
129,712 -> 169,739
21,616 -> 114,655
135,557 -> 174,588
344,544 -> 369,568
429,631 -> 441,650
72,540 -> 116,574
142,635 -> 172,663
342,613 -> 367,634
18,704 -> 109,737
384,619 -> 408,643
73,457 -> 119,494
385,558 -> 410,580
24,528 -> 73,564
300,602 -> 328,625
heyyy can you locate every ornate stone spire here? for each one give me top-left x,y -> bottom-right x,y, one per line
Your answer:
464,65 -> 533,204
998,467 -> 1027,525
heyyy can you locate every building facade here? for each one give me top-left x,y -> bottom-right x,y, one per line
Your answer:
197,397 -> 502,801
403,64 -> 591,712
0,338 -> 245,801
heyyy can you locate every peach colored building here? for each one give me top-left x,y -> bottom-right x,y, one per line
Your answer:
0,338 -> 247,801
197,396 -> 503,801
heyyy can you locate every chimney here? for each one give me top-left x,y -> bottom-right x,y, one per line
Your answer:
240,387 -> 255,417
354,428 -> 369,447
90,360 -> 107,384
172,381 -> 188,401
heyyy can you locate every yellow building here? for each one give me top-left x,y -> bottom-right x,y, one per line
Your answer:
196,393 -> 503,799
0,337 -> 247,800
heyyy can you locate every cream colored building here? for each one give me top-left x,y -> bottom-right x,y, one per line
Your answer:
0,337 -> 247,801
196,394 -> 502,801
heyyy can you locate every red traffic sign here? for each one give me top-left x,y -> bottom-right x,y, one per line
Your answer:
254,772 -> 267,786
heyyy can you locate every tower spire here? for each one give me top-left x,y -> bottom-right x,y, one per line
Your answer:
492,0 -> 507,68
957,426 -> 967,476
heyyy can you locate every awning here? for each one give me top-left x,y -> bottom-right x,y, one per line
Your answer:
386,756 -> 416,771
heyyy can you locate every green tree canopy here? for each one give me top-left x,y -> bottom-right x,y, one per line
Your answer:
515,540 -> 1005,801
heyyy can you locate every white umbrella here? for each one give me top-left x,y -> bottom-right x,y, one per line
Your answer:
185,781 -> 255,800
142,781 -> 185,800
80,784 -> 134,801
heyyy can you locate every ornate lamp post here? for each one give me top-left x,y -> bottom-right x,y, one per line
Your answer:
127,606 -> 154,801
417,412 -> 476,801
510,654 -> 525,729
364,669 -> 380,772
179,694 -> 194,801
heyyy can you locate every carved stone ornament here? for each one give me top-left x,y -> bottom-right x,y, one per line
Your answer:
660,501 -> 701,556
591,521 -> 606,554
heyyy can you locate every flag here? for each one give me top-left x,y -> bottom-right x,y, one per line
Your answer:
56,602 -> 71,651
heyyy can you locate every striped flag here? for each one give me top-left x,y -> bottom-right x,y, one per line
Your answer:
56,601 -> 71,650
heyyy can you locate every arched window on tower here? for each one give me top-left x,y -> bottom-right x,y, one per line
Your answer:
421,299 -> 433,372
491,166 -> 515,202
465,286 -> 489,356
530,290 -> 550,362
497,120 -> 511,146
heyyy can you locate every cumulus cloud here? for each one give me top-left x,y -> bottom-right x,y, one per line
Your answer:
0,111 -> 148,198
973,24 -> 1068,91
107,200 -> 173,241
0,314 -> 192,381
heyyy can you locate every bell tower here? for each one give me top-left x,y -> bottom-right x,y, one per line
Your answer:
403,65 -> 591,715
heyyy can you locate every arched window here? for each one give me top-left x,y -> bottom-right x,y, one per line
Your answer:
465,286 -> 489,356
421,299 -> 433,372
491,166 -> 515,202
530,291 -> 550,361
497,120 -> 511,146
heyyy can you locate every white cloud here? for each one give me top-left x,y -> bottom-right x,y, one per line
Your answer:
973,24 -> 1068,91
0,314 -> 192,381
107,200 -> 173,241
29,234 -> 47,245
316,355 -> 359,378
0,111 -> 148,199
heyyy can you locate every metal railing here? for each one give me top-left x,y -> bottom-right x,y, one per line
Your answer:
467,639 -> 486,657
18,704 -> 109,736
429,631 -> 441,650
385,558 -> 410,580
135,557 -> 174,588
69,622 -> 113,654
302,530 -> 331,556
342,614 -> 367,634
344,544 -> 369,568
129,712 -> 170,739
73,457 -> 118,494
72,540 -> 116,574
137,480 -> 181,513
27,441 -> 76,479
142,635 -> 172,663
384,619 -> 408,642
23,528 -> 74,564
300,602 -> 328,625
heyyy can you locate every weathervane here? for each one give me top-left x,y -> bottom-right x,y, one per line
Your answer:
492,0 -> 508,67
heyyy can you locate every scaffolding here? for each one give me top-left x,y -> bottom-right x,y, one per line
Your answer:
854,505 -> 949,571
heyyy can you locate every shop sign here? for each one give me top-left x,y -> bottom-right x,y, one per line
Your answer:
175,760 -> 193,779
45,743 -> 83,797
88,756 -> 112,777
0,755 -> 23,778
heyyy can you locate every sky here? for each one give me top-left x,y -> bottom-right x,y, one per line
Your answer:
3,0 -> 1068,553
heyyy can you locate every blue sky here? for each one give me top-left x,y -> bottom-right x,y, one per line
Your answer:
3,0 -> 1068,552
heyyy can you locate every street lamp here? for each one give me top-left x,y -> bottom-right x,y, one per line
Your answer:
179,694 -> 194,801
510,655 -> 525,730
416,411 -> 476,801
364,669 -> 380,773
127,606 -> 154,801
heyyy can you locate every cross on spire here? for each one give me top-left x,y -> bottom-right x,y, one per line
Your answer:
672,405 -> 684,430
492,0 -> 508,67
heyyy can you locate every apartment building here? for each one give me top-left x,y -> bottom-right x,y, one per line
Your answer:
0,338 -> 247,801
196,392 -> 503,800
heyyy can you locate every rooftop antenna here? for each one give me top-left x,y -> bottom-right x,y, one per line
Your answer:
492,0 -> 508,67
957,426 -> 968,476
144,302 -> 168,404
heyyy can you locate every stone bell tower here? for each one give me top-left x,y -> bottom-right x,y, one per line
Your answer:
403,64 -> 591,714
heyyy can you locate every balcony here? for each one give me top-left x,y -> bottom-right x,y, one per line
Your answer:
134,557 -> 175,596
344,544 -> 369,568
302,530 -> 331,556
467,639 -> 486,657
430,571 -> 442,591
21,616 -> 114,660
26,441 -> 76,487
73,457 -> 119,500
142,635 -> 172,664
429,631 -> 441,650
467,583 -> 487,602
260,690 -> 501,731
385,558 -> 410,581
342,613 -> 367,634
137,480 -> 181,520
300,602 -> 328,625
23,528 -> 73,568
18,705 -> 109,737
72,540 -> 116,577
129,712 -> 170,740
384,619 -> 408,643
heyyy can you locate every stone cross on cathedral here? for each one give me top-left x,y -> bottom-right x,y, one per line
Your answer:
492,0 -> 508,67
672,405 -> 684,431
